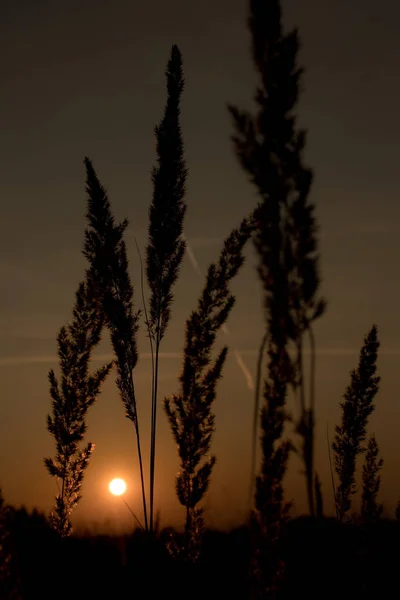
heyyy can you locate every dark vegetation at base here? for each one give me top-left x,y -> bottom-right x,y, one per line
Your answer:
5,507 -> 400,599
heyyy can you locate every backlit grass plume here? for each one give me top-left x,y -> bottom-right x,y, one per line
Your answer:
229,0 -> 325,522
44,281 -> 112,537
332,324 -> 380,522
164,215 -> 254,562
146,44 -> 187,533
361,434 -> 383,522
83,158 -> 148,530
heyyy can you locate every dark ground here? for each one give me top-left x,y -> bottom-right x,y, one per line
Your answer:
2,507 -> 400,599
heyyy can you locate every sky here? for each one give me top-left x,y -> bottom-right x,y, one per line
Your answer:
1,0 -> 400,532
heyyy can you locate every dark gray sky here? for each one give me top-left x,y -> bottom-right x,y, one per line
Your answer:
1,0 -> 400,530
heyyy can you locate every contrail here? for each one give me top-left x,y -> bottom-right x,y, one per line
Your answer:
185,240 -> 202,277
233,350 -> 254,391
182,233 -> 255,392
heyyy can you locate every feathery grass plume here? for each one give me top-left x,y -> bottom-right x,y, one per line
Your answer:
164,216 -> 254,562
361,434 -> 383,522
332,325 -> 380,523
146,44 -> 187,533
83,158 -> 149,530
44,281 -> 112,537
229,0 -> 325,520
0,488 -> 20,600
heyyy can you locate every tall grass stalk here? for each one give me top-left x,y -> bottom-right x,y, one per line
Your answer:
164,216 -> 254,561
229,0 -> 325,519
249,331 -> 268,510
44,280 -> 112,536
146,45 -> 187,533
332,324 -> 380,522
83,158 -> 148,531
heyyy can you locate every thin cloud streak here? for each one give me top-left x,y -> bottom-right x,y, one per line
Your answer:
237,348 -> 400,357
3,347 -> 400,368
182,232 -> 202,276
0,352 -> 182,367
233,350 -> 255,391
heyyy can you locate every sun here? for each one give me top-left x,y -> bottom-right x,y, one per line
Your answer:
109,478 -> 127,496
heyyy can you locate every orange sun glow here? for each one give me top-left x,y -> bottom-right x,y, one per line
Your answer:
109,478 -> 127,496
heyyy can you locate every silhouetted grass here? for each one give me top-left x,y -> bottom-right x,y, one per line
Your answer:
146,44 -> 187,533
83,158 -> 148,531
164,215 -> 254,561
230,0 -> 325,526
44,281 -> 112,536
230,0 -> 326,595
332,325 -> 380,522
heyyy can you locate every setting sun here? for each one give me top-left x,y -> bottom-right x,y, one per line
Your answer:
109,478 -> 127,496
